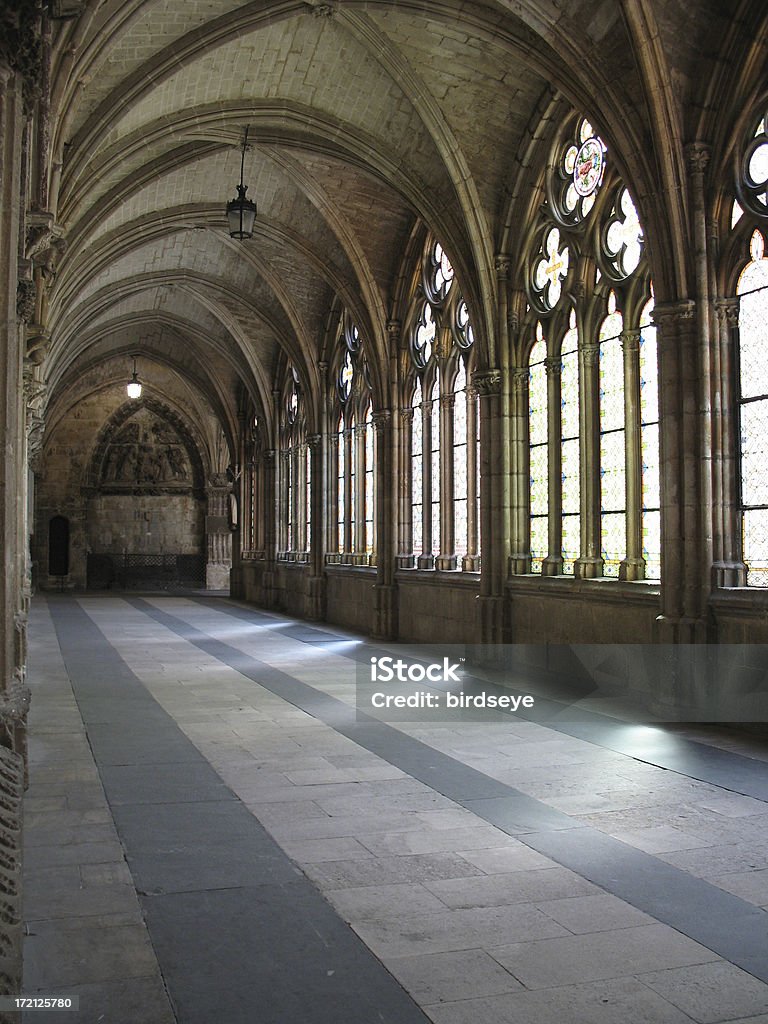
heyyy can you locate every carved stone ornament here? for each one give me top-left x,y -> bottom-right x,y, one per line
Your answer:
685,142 -> 711,176
715,297 -> 739,329
16,279 -> 36,324
582,344 -> 600,367
620,328 -> 641,353
511,368 -> 528,393
651,299 -> 696,328
544,356 -> 562,378
471,369 -> 502,395
25,327 -> 50,366
306,433 -> 322,449
371,409 -> 390,432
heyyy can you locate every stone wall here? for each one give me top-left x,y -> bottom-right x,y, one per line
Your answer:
35,384 -> 208,589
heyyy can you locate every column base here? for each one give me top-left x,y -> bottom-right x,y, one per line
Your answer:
711,561 -> 747,588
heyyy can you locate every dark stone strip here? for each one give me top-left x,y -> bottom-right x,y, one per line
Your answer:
191,596 -> 768,804
129,595 -> 768,985
46,596 -> 430,1024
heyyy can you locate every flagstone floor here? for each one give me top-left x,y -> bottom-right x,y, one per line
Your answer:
21,594 -> 768,1024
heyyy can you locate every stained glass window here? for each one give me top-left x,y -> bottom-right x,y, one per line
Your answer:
365,407 -> 374,555
349,415 -> 356,544
412,382 -> 423,555
454,362 -> 468,560
286,450 -> 293,552
529,325 -> 548,572
561,310 -> 580,573
555,117 -> 607,224
431,379 -> 440,557
640,296 -> 660,580
605,188 -> 643,279
305,445 -> 311,551
337,417 -> 345,553
738,230 -> 768,585
533,229 -> 569,310
599,293 -> 626,577
743,110 -> 768,214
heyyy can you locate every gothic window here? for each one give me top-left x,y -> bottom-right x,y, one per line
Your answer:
406,235 -> 479,570
640,297 -> 661,580
599,293 -> 626,577
561,311 -> 580,574
739,108 -> 768,217
279,366 -> 308,560
551,117 -> 607,225
529,324 -> 548,573
329,313 -> 374,564
525,111 -> 658,581
738,230 -> 768,585
411,380 -> 424,557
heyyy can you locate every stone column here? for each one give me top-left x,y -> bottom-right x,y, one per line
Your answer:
306,433 -> 325,620
353,422 -> 367,563
474,368 -> 506,645
372,410 -> 397,638
621,328 -> 644,581
396,407 -> 414,567
686,143 -> 716,614
205,474 -> 232,590
436,392 -> 456,570
543,356 -> 563,575
262,449 -> 278,606
576,341 -> 602,577
0,52 -> 35,1004
508,367 -> 530,574
653,300 -> 706,642
463,381 -> 480,571
714,298 -> 746,585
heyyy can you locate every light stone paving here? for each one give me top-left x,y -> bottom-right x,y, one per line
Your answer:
23,594 -> 768,1023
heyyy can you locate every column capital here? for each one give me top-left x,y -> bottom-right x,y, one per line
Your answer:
715,297 -> 739,329
471,369 -> 502,396
494,254 -> 511,279
400,407 -> 414,425
685,142 -> 711,175
306,433 -> 322,449
544,356 -> 561,378
511,367 -> 529,393
651,299 -> 696,329
620,328 -> 641,353
582,344 -> 599,367
372,409 -> 391,432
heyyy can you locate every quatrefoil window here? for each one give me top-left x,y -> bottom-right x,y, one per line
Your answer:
533,227 -> 570,310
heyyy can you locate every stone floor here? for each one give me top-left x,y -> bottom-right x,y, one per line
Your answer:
21,593 -> 768,1024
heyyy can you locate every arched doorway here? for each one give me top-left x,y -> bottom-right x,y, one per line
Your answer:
48,516 -> 70,576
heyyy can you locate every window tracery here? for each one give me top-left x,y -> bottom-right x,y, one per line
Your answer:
525,111 -> 657,581
406,235 -> 479,571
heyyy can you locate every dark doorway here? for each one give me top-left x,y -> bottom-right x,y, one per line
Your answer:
48,516 -> 70,576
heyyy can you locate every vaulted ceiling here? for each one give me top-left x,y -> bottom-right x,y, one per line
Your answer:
42,0 -> 760,455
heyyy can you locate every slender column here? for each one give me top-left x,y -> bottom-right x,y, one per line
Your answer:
397,408 -> 414,567
576,341 -> 602,577
686,143 -> 716,615
621,328 -> 644,580
262,449 -> 278,606
372,410 -> 397,637
508,367 -> 530,574
436,392 -> 455,570
306,433 -> 325,619
543,356 -> 563,575
343,425 -> 354,560
205,474 -> 233,590
417,391 -> 434,569
328,432 -> 340,557
714,298 -> 746,584
463,383 -> 480,571
473,368 -> 505,644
